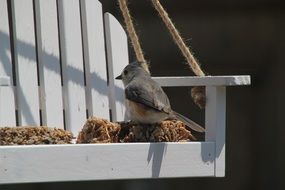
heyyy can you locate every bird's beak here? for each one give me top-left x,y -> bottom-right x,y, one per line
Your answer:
115,74 -> 122,80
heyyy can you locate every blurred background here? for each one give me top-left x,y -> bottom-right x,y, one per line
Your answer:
2,0 -> 284,190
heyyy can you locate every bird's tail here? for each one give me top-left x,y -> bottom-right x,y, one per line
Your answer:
171,111 -> 205,133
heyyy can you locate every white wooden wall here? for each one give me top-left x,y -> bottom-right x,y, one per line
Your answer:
0,0 -> 112,136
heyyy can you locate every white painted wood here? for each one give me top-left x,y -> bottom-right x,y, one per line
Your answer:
0,0 -> 13,81
0,86 -> 16,126
205,86 -> 226,177
34,0 -> 64,129
0,1 -> 16,126
0,142 -> 215,184
105,13 -> 128,122
80,0 -> 109,119
154,75 -> 251,87
58,0 -> 87,135
11,0 -> 40,125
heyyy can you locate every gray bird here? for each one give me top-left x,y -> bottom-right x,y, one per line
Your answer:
116,62 -> 205,133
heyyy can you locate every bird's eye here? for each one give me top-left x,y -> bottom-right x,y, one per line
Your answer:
123,70 -> 128,75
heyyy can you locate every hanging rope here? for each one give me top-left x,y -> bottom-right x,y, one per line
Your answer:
118,0 -> 150,73
151,0 -> 205,77
151,0 -> 206,108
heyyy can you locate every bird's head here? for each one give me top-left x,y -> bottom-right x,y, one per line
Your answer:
116,61 -> 149,86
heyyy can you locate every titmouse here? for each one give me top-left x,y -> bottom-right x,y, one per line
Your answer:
116,61 -> 205,133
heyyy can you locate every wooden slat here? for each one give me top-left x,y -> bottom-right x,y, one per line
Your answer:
0,85 -> 16,126
34,0 -> 64,129
80,0 -> 109,119
205,86 -> 226,177
0,142 -> 215,184
58,0 -> 87,135
0,76 -> 15,126
0,0 -> 16,126
0,0 -> 13,79
11,0 -> 40,125
154,75 -> 251,87
104,13 -> 128,122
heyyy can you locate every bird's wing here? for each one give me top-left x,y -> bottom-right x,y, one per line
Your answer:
125,80 -> 205,133
125,80 -> 171,114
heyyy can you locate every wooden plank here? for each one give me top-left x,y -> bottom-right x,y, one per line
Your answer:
0,0 -> 13,80
104,13 -> 128,122
0,0 -> 16,126
11,0 -> 40,125
34,0 -> 64,129
58,0 -> 87,135
205,86 -> 226,177
154,75 -> 251,87
0,142 -> 215,184
80,0 -> 109,119
0,86 -> 16,126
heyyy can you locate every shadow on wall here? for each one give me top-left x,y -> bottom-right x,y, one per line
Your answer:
0,30 -> 125,125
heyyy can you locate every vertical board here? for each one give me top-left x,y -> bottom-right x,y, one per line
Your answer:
0,0 -> 13,79
58,0 -> 86,135
0,86 -> 16,126
104,13 -> 128,122
205,86 -> 226,177
80,0 -> 109,119
34,0 -> 64,129
11,0 -> 40,125
0,0 -> 16,126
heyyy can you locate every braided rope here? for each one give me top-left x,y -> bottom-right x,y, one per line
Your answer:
118,0 -> 150,73
151,0 -> 205,76
151,0 -> 206,108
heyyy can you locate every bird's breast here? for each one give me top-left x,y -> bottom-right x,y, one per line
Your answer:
126,100 -> 168,124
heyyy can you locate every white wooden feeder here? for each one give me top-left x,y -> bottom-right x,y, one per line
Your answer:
0,0 -> 250,184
